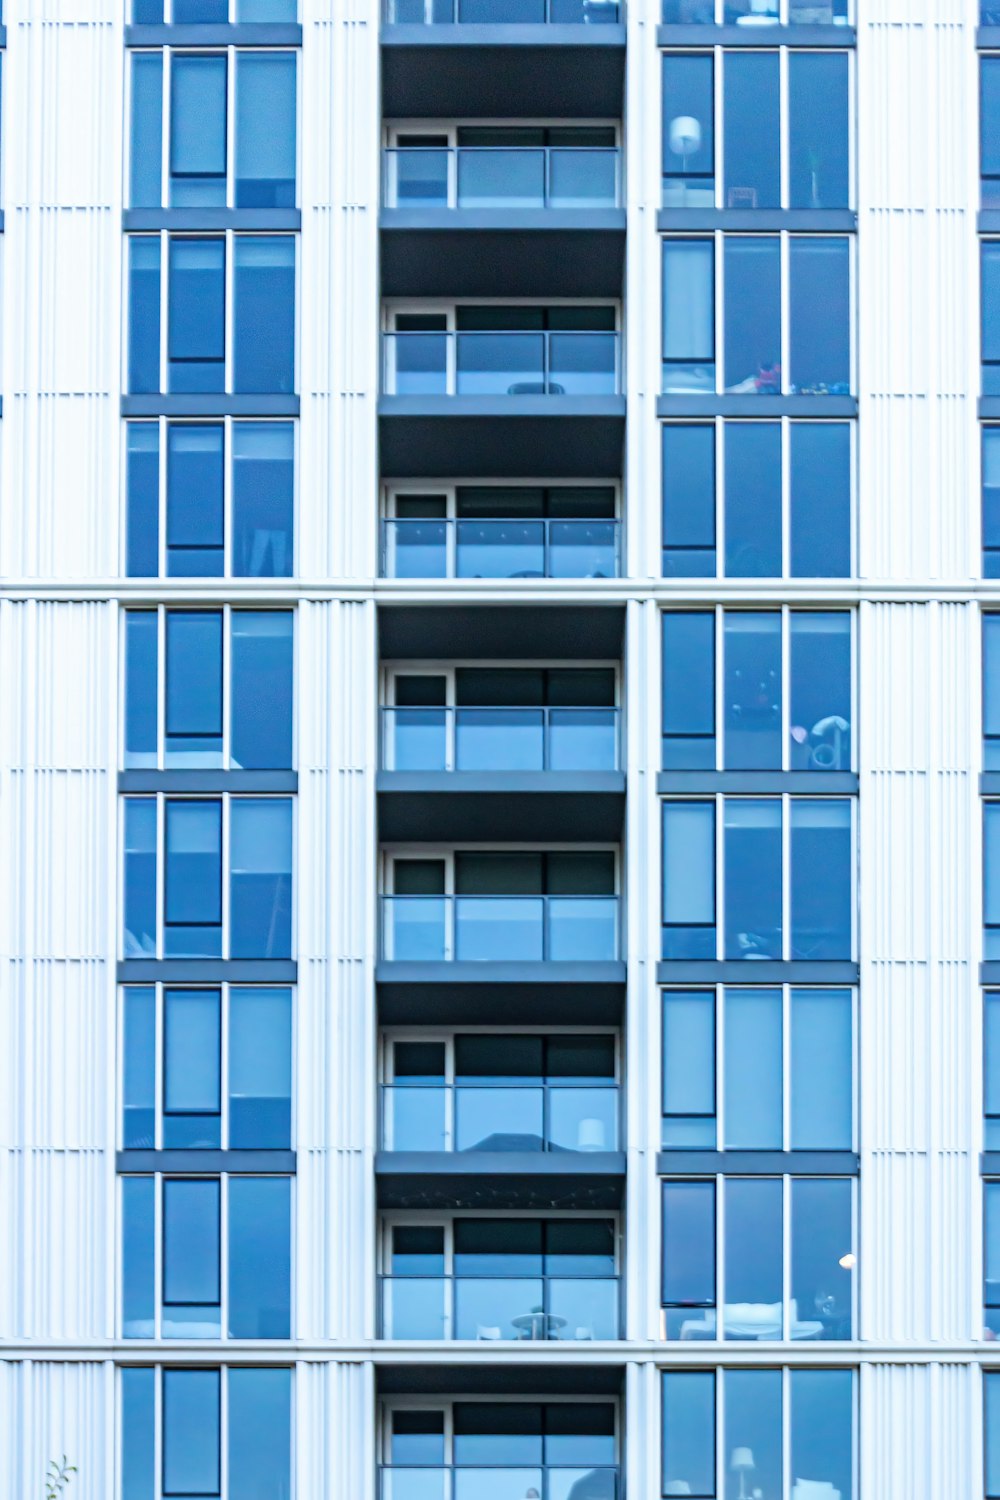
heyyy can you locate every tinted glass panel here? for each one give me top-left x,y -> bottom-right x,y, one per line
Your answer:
724,237 -> 780,396
229,1177 -> 291,1337
124,798 -> 157,958
724,988 -> 781,1148
164,988 -> 221,1147
163,1369 -> 220,1497
791,1178 -> 853,1339
163,1178 -> 220,1319
725,1370 -> 781,1498
724,799 -> 781,960
725,422 -> 781,577
124,986 -> 156,1148
985,58 -> 1000,208
789,237 -> 851,394
170,55 -> 227,206
232,422 -> 294,578
789,54 -> 850,209
236,53 -> 296,207
229,987 -> 293,1147
229,1369 -> 292,1498
662,611 -> 715,768
167,425 -> 225,577
231,611 -> 294,768
233,238 -> 295,393
128,238 -> 161,394
164,800 -> 222,955
663,802 -> 716,959
790,422 -> 852,577
663,990 -> 715,1146
166,611 -> 223,764
988,1371 -> 1000,1497
130,53 -> 163,208
790,611 -> 851,771
168,238 -> 226,393
790,799 -> 852,959
663,239 -> 715,392
122,1176 -> 155,1338
126,424 -> 160,578
791,988 -> 853,1149
790,1370 -> 854,1499
662,54 -> 715,206
663,1181 -> 716,1336
662,423 -> 715,576
125,611 -> 159,767
230,798 -> 293,958
723,611 -> 781,769
662,1372 -> 715,1499
121,1367 -> 155,1500
724,52 -> 779,209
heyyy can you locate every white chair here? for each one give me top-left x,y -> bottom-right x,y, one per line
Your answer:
791,1483 -> 840,1500
476,1325 -> 502,1341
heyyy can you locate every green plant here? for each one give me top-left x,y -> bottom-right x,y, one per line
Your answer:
45,1457 -> 77,1500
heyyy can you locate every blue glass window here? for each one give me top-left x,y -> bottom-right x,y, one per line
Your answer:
235,53 -> 297,207
166,611 -> 224,765
163,1368 -> 221,1497
228,1177 -> 292,1336
126,424 -> 160,578
229,798 -> 293,958
130,53 -> 163,208
123,986 -> 156,1148
790,611 -> 851,770
231,611 -> 294,768
174,0 -> 228,17
233,237 -> 296,393
724,798 -> 781,960
228,1369 -> 293,1497
164,799 -> 223,956
662,424 -> 715,577
662,611 -> 715,768
170,55 -> 227,206
791,987 -> 853,1149
662,239 -> 715,392
790,799 -> 852,959
163,1177 -> 221,1336
791,1177 -> 853,1337
985,244 -> 1000,397
988,1371 -> 1000,1497
984,58 -> 1000,210
662,990 -> 715,1146
662,801 -> 716,959
124,798 -> 157,958
724,236 -> 781,396
789,54 -> 849,209
229,988 -> 293,1147
662,54 -> 715,206
724,1178 -> 782,1333
661,1182 -> 715,1339
724,422 -> 781,577
164,987 -> 222,1147
724,988 -> 781,1147
724,52 -> 779,209
122,1176 -> 156,1338
167,424 -> 225,577
232,422 -> 295,577
723,611 -> 781,769
662,1372 -> 715,1499
168,237 -> 226,393
789,1370 -> 853,1499
986,616 -> 1000,770
790,422 -> 851,577
121,1368 -> 155,1500
125,611 -> 159,768
128,238 -> 161,395
987,431 -> 1000,578
789,237 -> 851,395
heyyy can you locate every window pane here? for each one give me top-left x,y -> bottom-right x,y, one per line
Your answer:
724,1370 -> 781,1498
723,52 -> 779,209
987,616 -> 1000,769
724,799 -> 781,960
724,989 -> 781,1148
229,987 -> 292,1147
230,798 -> 293,958
986,430 -> 1000,572
125,611 -> 159,768
229,1369 -> 292,1497
988,805 -> 1000,956
128,238 -> 161,395
662,612 -> 715,768
163,1178 -> 220,1334
723,611 -> 781,768
124,798 -> 157,958
790,611 -> 852,771
790,422 -> 852,577
236,53 -> 297,207
662,1181 -> 716,1338
988,994 -> 1000,1146
165,611 -> 223,765
662,54 -> 715,206
985,59 -> 1000,207
662,423 -> 716,577
232,422 -> 295,578
170,55 -> 227,207
233,237 -> 296,394
168,238 -> 226,393
126,423 -> 160,578
662,802 -> 716,959
231,611 -> 294,769
789,237 -> 851,394
988,1371 -> 1000,1497
790,799 -> 852,959
724,421 -> 781,578
229,1178 -> 292,1337
663,1372 -> 716,1499
791,988 -> 853,1149
790,1369 -> 854,1499
130,53 -> 163,208
791,1178 -> 853,1339
724,237 -> 780,396
663,239 -> 715,392
988,1183 -> 1000,1331
986,244 -> 1000,394
789,54 -> 850,208
167,424 -> 225,578
123,987 -> 156,1148
164,987 -> 221,1119
663,990 -> 716,1143
163,1368 -> 220,1497
164,800 -> 222,955
121,1367 -> 155,1500
122,1176 -> 155,1338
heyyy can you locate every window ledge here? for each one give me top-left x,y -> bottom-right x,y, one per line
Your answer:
657,959 -> 859,983
117,959 -> 297,981
658,1149 -> 859,1175
117,1149 -> 296,1173
119,770 -> 297,792
658,771 -> 857,794
125,22 -> 302,45
124,208 -> 300,232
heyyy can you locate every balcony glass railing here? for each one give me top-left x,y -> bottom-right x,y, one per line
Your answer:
381,706 -> 620,772
385,0 -> 620,22
382,332 -> 621,397
381,1471 -> 619,1500
381,894 -> 620,962
383,148 -> 621,210
380,1275 -> 621,1340
382,517 -> 619,579
381,1081 -> 620,1152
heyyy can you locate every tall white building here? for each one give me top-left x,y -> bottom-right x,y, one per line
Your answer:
0,0 -> 996,1494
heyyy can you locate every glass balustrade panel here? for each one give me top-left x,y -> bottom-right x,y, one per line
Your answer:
382,1277 -> 449,1339
547,1086 -> 618,1152
456,333 -> 545,395
454,896 -> 545,960
454,1472 -> 543,1500
392,150 -> 450,207
385,520 -> 449,578
454,1278 -> 544,1340
455,1086 -> 545,1151
386,708 -> 449,771
383,1471 -> 450,1500
457,149 -> 545,208
547,708 -> 618,770
548,521 -> 618,579
548,333 -> 618,395
548,897 -> 618,960
455,709 -> 545,771
456,519 -> 546,578
390,334 -> 449,395
382,1085 -> 448,1151
547,1278 -> 619,1340
383,897 -> 448,960
548,149 -> 618,207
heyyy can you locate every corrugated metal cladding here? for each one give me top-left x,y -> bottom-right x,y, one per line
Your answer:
1,0 -> 997,1491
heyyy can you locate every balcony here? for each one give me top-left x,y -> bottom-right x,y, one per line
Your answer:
378,706 -> 624,842
376,895 -> 626,1024
382,1078 -> 620,1152
379,331 -> 625,477
380,1469 -> 619,1500
382,1 -> 625,122
379,1275 -> 621,1339
381,516 -> 620,580
381,147 -> 624,297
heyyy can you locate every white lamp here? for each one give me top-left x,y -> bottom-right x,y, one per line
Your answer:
731,1448 -> 755,1500
576,1116 -> 607,1151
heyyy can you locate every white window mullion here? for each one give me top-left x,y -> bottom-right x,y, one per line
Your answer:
780,414 -> 791,581
715,416 -> 725,582
715,984 -> 724,1150
154,1175 -> 164,1339
159,230 -> 169,396
781,1173 -> 792,1340
158,414 -> 169,578
225,231 -> 235,396
220,1173 -> 230,1341
779,232 -> 790,396
714,231 -> 724,395
155,984 -> 164,1152
222,605 -> 233,769
715,792 -> 724,961
780,604 -> 790,772
156,794 -> 166,961
715,604 -> 724,772
161,49 -> 172,210
157,605 -> 167,771
224,417 -> 235,579
227,48 -> 237,209
780,793 -> 790,962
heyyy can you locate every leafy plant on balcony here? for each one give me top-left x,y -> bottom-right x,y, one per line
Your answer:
45,1458 -> 77,1499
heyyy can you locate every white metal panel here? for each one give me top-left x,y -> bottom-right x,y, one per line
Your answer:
859,1361 -> 980,1500
0,1360 -> 114,1500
